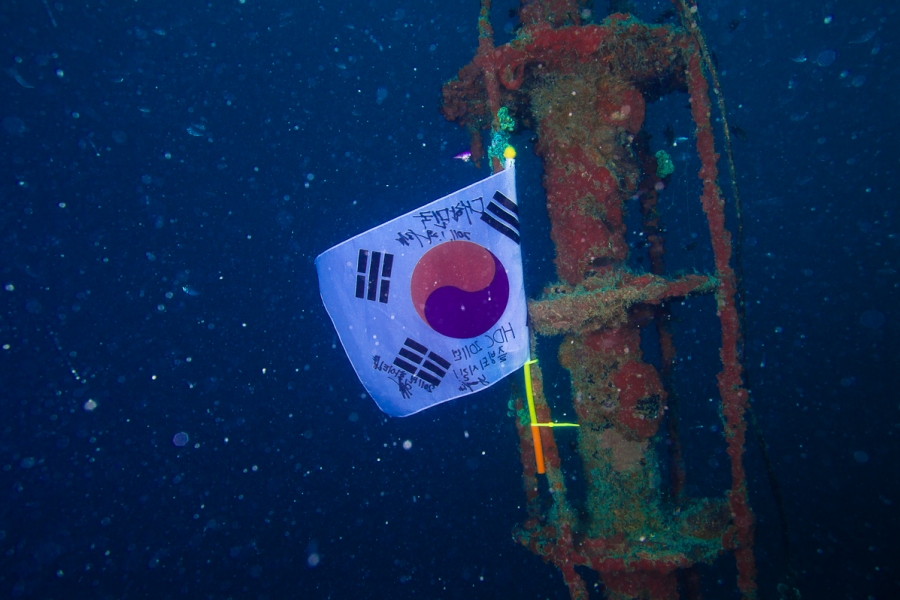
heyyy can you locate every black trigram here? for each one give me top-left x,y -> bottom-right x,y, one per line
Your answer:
392,338 -> 451,387
480,190 -> 520,244
355,249 -> 393,303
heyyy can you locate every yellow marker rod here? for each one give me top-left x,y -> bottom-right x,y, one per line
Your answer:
523,359 -> 546,474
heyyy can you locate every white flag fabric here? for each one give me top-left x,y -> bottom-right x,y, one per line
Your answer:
316,162 -> 528,416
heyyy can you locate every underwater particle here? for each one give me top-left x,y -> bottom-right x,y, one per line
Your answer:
853,450 -> 869,464
816,50 -> 836,66
664,122 -> 675,146
850,30 -> 876,44
172,432 -> 189,447
2,116 -> 26,135
402,439 -> 413,450
730,125 -> 748,141
83,399 -> 98,411
655,150 -> 675,177
6,68 -> 34,89
375,86 -> 388,105
859,309 -> 885,329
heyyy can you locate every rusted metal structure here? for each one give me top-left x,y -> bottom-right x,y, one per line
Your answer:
441,2 -> 756,598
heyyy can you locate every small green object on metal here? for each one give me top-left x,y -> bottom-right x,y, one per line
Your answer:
497,106 -> 515,132
655,150 -> 675,178
488,130 -> 510,165
487,107 -> 516,168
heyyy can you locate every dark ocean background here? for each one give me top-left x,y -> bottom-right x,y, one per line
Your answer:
1,0 -> 896,598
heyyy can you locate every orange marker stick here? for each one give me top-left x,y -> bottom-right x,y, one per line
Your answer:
523,360 -> 545,474
531,424 -> 546,474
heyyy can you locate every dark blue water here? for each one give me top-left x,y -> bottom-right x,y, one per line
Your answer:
1,0 -> 896,598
